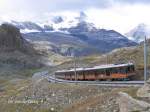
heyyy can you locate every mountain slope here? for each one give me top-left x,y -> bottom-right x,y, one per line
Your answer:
24,21 -> 137,57
24,32 -> 101,56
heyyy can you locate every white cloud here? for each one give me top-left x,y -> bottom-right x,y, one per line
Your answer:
1,0 -> 150,34
86,4 -> 150,33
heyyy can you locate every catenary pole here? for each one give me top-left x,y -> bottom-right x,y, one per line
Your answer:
144,36 -> 147,82
74,56 -> 77,84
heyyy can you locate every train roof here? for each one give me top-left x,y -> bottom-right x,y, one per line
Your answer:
55,63 -> 134,73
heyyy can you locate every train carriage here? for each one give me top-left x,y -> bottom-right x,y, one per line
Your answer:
55,63 -> 135,81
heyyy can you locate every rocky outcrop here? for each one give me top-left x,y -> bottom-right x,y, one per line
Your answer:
0,24 -> 43,70
0,23 -> 33,53
118,92 -> 150,112
118,78 -> 150,112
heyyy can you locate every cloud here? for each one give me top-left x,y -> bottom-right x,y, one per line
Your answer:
0,0 -> 113,14
86,4 -> 150,33
1,0 -> 150,33
0,0 -> 114,22
114,0 -> 150,4
1,0 -> 150,12
1,0 -> 150,15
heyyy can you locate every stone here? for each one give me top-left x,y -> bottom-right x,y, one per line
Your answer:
118,92 -> 150,112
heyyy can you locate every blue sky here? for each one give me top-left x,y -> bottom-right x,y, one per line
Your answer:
0,0 -> 150,33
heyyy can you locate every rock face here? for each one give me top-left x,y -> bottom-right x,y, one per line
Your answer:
0,24 -> 32,53
0,24 -> 43,70
118,92 -> 150,112
118,79 -> 150,112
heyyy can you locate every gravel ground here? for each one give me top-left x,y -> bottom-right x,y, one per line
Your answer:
0,78 -> 142,112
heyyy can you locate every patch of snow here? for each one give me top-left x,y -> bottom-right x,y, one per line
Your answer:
20,29 -> 41,34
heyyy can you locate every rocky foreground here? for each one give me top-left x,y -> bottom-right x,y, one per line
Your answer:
1,74 -> 150,112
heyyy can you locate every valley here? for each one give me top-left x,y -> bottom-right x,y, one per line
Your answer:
0,16 -> 150,112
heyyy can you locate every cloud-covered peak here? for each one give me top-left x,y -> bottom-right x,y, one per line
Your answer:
77,11 -> 87,22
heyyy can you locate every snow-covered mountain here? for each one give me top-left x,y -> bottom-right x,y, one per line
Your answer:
3,12 -> 88,33
0,12 -> 138,56
125,23 -> 150,43
1,12 -> 150,44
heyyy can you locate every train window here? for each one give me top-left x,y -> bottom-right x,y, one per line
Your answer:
117,67 -> 125,74
97,70 -> 105,74
114,68 -> 119,73
111,68 -> 114,73
122,67 -> 126,74
109,68 -> 114,74
123,67 -> 126,73
89,71 -> 95,75
94,71 -> 97,75
84,71 -> 89,75
125,66 -> 134,73
97,70 -> 100,74
80,71 -> 83,75
115,68 -> 119,73
125,67 -> 127,73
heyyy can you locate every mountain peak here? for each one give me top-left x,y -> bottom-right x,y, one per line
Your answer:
136,23 -> 147,31
52,16 -> 64,24
137,23 -> 146,27
68,21 -> 96,33
78,11 -> 87,22
125,23 -> 150,43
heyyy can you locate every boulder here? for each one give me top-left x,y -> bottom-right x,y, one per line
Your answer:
118,92 -> 150,112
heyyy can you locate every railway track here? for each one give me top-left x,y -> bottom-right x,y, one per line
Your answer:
39,71 -> 145,87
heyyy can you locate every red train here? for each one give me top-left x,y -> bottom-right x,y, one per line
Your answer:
55,63 -> 135,81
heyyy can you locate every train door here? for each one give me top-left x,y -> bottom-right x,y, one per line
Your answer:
106,69 -> 110,76
94,70 -> 98,80
106,69 -> 111,80
83,71 -> 85,80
